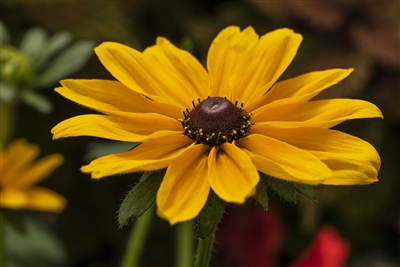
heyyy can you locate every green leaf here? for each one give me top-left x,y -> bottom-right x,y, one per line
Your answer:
293,182 -> 317,201
5,216 -> 66,267
37,31 -> 73,70
260,172 -> 298,204
118,170 -> 165,228
1,209 -> 27,234
0,21 -> 10,44
254,180 -> 269,210
20,90 -> 52,114
0,82 -> 17,101
19,27 -> 48,67
44,32 -> 72,59
197,190 -> 225,239
34,40 -> 95,88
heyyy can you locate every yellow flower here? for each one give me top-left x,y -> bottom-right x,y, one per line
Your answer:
51,26 -> 382,224
0,139 -> 66,212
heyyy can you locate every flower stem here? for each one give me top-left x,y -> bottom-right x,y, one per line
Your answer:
1,100 -> 13,145
0,210 -> 5,266
0,100 -> 14,266
120,204 -> 154,267
194,231 -> 215,267
175,220 -> 194,267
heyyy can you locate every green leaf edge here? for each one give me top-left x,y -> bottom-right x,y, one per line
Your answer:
254,179 -> 269,210
117,169 -> 165,228
197,190 -> 226,239
260,172 -> 317,204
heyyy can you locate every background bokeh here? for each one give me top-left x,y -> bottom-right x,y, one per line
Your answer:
1,1 -> 399,266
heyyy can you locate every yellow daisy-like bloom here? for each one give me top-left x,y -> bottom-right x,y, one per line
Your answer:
51,26 -> 382,224
0,139 -> 66,212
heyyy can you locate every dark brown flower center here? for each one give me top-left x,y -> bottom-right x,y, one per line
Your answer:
180,97 -> 252,146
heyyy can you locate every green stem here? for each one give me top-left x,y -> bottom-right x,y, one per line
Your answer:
1,100 -> 14,265
175,220 -> 194,267
0,210 -> 5,267
194,231 -> 215,267
1,101 -> 13,145
120,204 -> 155,267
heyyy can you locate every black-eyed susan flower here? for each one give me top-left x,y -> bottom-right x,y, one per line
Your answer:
51,26 -> 382,225
0,139 -> 66,212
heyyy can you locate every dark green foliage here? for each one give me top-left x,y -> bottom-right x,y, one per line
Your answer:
1,209 -> 27,234
293,182 -> 317,201
260,172 -> 298,204
254,179 -> 269,210
197,190 -> 226,239
260,172 -> 317,204
118,170 -> 165,228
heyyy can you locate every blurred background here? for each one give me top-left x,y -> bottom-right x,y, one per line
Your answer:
1,1 -> 399,266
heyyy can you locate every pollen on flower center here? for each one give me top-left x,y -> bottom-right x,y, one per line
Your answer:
179,97 -> 252,146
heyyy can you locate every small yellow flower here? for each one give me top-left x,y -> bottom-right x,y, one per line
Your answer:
0,139 -> 66,212
52,26 -> 382,224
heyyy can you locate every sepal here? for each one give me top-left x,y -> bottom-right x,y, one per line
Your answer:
260,172 -> 317,204
254,179 -> 269,210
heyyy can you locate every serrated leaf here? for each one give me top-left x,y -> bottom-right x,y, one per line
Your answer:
140,170 -> 153,182
197,190 -> 225,239
254,180 -> 269,210
260,172 -> 298,204
34,40 -> 95,88
293,183 -> 317,201
20,90 -> 52,114
118,170 -> 165,228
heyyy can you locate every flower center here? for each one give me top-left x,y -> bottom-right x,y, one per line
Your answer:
180,97 -> 252,146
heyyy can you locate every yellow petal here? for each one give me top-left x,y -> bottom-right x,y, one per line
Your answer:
0,186 -> 66,213
143,37 -> 210,100
248,68 -> 353,111
0,187 -> 28,209
252,124 -> 380,185
208,27 -> 302,105
243,28 -> 303,105
207,26 -> 259,100
252,99 -> 383,128
157,144 -> 210,225
81,132 -> 193,178
1,139 -> 39,186
51,114 -> 181,142
208,143 -> 259,203
95,42 -> 197,107
14,154 -> 64,188
207,26 -> 302,104
58,79 -> 181,118
26,187 -> 66,213
240,134 -> 331,184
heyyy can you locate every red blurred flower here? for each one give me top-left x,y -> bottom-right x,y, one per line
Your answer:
291,226 -> 351,267
218,206 -> 351,267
